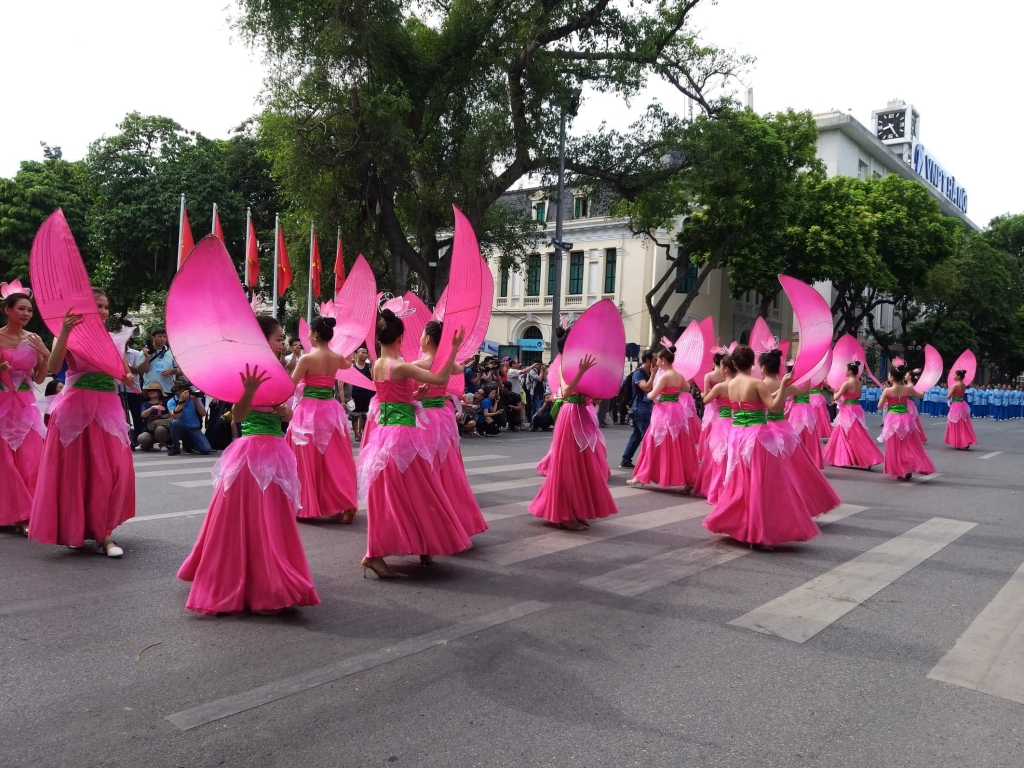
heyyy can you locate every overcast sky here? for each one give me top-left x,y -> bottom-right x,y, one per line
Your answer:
1,0 -> 1017,228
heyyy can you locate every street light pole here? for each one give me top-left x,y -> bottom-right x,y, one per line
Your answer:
549,109 -> 566,363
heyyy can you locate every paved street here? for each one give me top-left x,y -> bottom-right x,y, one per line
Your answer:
2,414 -> 1023,768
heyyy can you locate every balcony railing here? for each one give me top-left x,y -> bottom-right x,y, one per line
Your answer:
564,295 -> 583,307
524,296 -> 540,307
496,297 -> 508,307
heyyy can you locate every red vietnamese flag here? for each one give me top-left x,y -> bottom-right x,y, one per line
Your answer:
333,233 -> 346,296
179,206 -> 195,267
311,233 -> 322,297
213,207 -> 226,243
277,226 -> 292,296
246,218 -> 260,287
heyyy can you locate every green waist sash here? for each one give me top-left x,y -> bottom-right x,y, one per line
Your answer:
421,396 -> 447,409
379,401 -> 417,427
767,411 -> 785,422
843,398 -> 860,405
951,396 -> 964,402
549,394 -> 583,421
303,385 -> 335,400
888,403 -> 909,414
241,411 -> 283,437
71,372 -> 115,392
718,406 -> 733,418
793,394 -> 810,404
658,392 -> 680,403
1,380 -> 31,392
733,409 -> 768,427
809,388 -> 822,395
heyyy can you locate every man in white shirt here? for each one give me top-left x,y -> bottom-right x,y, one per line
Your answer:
144,327 -> 180,395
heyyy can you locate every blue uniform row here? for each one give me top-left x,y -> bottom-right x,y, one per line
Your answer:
854,384 -> 1024,420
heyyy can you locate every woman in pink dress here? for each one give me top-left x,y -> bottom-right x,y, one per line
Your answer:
529,326 -> 618,531
358,306 -> 471,578
702,346 -> 823,548
30,290 -> 135,557
944,369 -> 977,450
809,385 -> 832,442
0,288 -> 49,535
628,346 -> 699,491
824,361 -> 884,469
178,315 -> 319,614
908,369 -> 928,443
287,315 -> 358,523
697,350 -> 728,459
787,383 -> 824,469
694,353 -> 735,504
878,362 -> 935,480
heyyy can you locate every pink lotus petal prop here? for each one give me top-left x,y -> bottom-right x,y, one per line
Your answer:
779,339 -> 791,363
329,255 -> 377,357
432,207 -> 484,374
914,344 -> 944,392
827,335 -> 881,390
298,318 -> 313,354
727,341 -> 738,353
796,346 -> 832,388
949,349 -> 977,386
695,316 -> 716,386
29,210 -> 127,381
779,275 -> 832,386
441,253 -> 493,399
674,320 -> 705,382
367,291 -> 384,362
401,293 -> 431,363
166,235 -> 295,406
548,354 -> 562,397
301,316 -> 377,392
561,299 -> 626,399
892,356 -> 905,368
748,317 -> 775,379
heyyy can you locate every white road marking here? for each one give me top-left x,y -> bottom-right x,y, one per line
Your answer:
928,557 -> 1024,705
978,451 -> 1003,460
911,473 -> 942,483
483,485 -> 655,522
729,517 -> 975,643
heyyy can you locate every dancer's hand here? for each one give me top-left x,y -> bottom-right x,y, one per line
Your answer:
240,364 -> 270,394
272,403 -> 292,420
121,372 -> 136,388
780,371 -> 794,386
578,354 -> 597,372
27,334 -> 49,362
0,360 -> 9,373
60,308 -> 84,335
451,326 -> 466,351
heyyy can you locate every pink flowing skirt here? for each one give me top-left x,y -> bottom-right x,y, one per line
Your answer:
633,399 -> 698,487
287,397 -> 357,518
692,415 -> 731,504
789,403 -> 824,468
177,436 -> 319,614
810,394 -> 832,441
824,405 -> 884,468
425,404 -> 487,538
30,389 -> 134,546
0,387 -> 44,525
703,425 -> 822,546
529,402 -> 618,523
944,401 -> 977,449
881,412 -> 935,478
909,400 -> 928,443
697,405 -> 718,459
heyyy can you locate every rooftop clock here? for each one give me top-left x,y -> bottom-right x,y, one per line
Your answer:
876,110 -> 906,141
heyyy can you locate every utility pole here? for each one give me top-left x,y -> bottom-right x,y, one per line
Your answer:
549,109 -> 570,363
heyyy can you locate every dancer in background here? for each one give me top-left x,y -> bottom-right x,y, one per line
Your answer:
287,315 -> 358,523
878,363 -> 935,481
944,368 -> 977,450
0,285 -> 49,535
809,382 -> 832,442
693,353 -> 735,504
697,349 -> 729,460
824,361 -> 884,469
787,378 -> 824,469
908,368 -> 928,443
30,290 -> 135,556
628,346 -> 699,492
178,315 -> 320,614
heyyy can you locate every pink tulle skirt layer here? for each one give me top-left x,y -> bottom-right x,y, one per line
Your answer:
177,436 -> 319,614
703,424 -> 823,546
0,431 -> 42,526
697,405 -> 718,458
789,403 -> 823,468
529,402 -> 618,523
909,399 -> 928,443
633,399 -> 699,487
680,392 -> 703,439
692,415 -> 731,504
287,397 -> 357,518
425,406 -> 488,538
944,401 -> 977,449
810,394 -> 831,441
881,412 -> 935,478
29,390 -> 134,546
824,404 -> 883,468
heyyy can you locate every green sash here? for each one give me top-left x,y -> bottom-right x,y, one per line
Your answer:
379,402 -> 417,427
793,394 -> 810,404
71,372 -> 115,392
303,385 -> 335,400
241,411 -> 283,437
658,392 -> 680,403
843,398 -> 860,405
718,405 -> 733,419
888,403 -> 909,414
549,394 -> 583,421
809,388 -> 822,395
733,409 -> 768,427
767,411 -> 785,422
951,396 -> 964,402
421,396 -> 447,409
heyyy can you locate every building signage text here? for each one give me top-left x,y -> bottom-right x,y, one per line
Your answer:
912,144 -> 968,214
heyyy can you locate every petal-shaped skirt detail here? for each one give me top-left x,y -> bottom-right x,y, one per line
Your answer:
287,395 -> 357,518
824,404 -> 883,468
881,412 -> 935,478
810,394 -> 832,441
692,415 -> 731,504
944,401 -> 977,449
633,399 -> 698,487
0,429 -> 42,526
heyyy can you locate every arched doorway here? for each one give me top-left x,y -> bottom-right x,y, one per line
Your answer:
520,325 -> 543,365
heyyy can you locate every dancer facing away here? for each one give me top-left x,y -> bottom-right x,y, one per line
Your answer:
0,288 -> 49,535
908,369 -> 928,443
809,383 -> 832,442
878,363 -> 935,481
416,319 -> 488,539
30,291 -> 136,556
701,346 -> 823,548
628,346 -> 699,492
786,377 -> 825,469
697,349 -> 729,460
357,307 -> 471,579
693,353 -> 736,504
287,315 -> 358,523
529,326 -> 619,530
944,368 -> 977,451
178,315 -> 320,614
823,361 -> 885,469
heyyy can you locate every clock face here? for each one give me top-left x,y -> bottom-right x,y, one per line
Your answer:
876,110 -> 906,141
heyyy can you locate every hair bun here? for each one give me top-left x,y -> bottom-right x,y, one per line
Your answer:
555,327 -> 566,338
668,345 -> 677,354
323,317 -> 337,328
381,308 -> 396,321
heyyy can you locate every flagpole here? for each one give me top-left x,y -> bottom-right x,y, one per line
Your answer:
335,226 -> 342,301
272,214 -> 280,319
307,222 -> 315,324
244,207 -> 251,291
176,193 -> 185,271
212,202 -> 218,235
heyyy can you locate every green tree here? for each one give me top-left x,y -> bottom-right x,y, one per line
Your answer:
238,0 -> 750,299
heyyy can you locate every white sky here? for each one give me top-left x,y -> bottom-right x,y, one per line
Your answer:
1,0 -> 1018,227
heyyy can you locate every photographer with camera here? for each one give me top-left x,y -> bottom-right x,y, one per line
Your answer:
144,327 -> 180,395
166,378 -> 211,456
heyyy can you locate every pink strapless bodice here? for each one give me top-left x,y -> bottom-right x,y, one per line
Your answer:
715,397 -> 732,408
657,386 -> 681,399
1,339 -> 39,388
375,375 -> 415,404
302,374 -> 336,388
736,400 -> 763,410
890,395 -> 908,404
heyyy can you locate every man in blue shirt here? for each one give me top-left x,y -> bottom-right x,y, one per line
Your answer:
620,351 -> 654,468
167,380 -> 211,456
144,328 -> 181,395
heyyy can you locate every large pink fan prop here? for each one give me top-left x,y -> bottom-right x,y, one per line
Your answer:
779,339 -> 791,363
780,275 -> 832,385
797,346 -> 832,388
401,293 -> 431,363
949,349 -> 977,386
548,354 -> 562,397
561,299 -> 626,399
694,316 -> 717,385
826,335 -> 882,391
914,344 -> 944,392
166,236 -> 295,406
431,207 -> 483,374
437,254 -> 494,398
329,255 -> 377,356
674,320 -> 705,381
747,317 -> 775,379
29,210 -> 128,381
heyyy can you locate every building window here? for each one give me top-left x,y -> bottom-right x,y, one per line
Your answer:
547,256 -> 556,295
603,248 -> 617,294
526,254 -> 540,296
568,251 -> 584,295
674,247 -> 698,294
520,325 -> 543,365
534,201 -> 547,222
499,268 -> 509,298
574,196 -> 589,219
871,170 -> 881,180
857,160 -> 869,181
